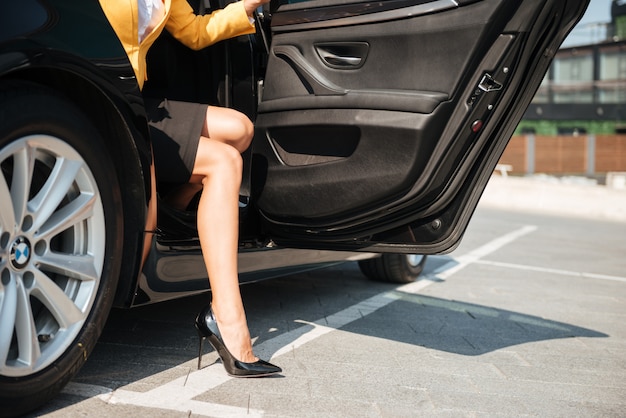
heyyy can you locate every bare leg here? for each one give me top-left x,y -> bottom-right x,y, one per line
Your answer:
190,106 -> 256,363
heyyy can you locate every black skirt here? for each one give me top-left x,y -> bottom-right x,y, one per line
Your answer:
144,97 -> 207,184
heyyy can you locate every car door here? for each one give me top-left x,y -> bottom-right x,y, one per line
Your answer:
250,0 -> 588,254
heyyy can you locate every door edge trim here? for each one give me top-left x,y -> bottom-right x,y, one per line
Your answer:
271,0 -> 459,32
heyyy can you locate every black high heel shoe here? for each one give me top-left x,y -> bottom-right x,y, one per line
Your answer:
194,304 -> 282,377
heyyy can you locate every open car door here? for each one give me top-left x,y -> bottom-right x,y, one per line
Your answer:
251,0 -> 589,254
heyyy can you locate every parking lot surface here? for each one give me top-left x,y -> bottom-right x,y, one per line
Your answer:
31,176 -> 626,417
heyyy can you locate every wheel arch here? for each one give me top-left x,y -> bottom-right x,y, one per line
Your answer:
1,64 -> 152,308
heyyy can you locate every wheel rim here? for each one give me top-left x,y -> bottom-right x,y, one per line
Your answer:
406,254 -> 425,267
0,135 -> 105,377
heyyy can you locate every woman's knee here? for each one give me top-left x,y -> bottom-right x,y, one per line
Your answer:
204,108 -> 254,153
194,139 -> 243,180
231,114 -> 253,152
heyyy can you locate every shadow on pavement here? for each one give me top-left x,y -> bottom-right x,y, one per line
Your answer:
342,292 -> 607,356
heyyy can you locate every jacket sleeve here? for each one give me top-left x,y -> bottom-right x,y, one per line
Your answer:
165,0 -> 255,50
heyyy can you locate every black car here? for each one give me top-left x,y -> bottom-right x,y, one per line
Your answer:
0,0 -> 588,415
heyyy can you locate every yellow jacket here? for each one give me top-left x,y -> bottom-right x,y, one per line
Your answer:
99,0 -> 255,90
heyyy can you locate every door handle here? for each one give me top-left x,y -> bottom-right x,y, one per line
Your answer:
317,49 -> 362,67
315,43 -> 369,69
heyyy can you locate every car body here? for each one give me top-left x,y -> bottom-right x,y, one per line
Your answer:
0,0 -> 588,415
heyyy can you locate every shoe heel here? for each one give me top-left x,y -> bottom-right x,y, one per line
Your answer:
197,331 -> 205,370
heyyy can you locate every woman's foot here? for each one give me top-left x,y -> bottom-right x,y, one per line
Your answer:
195,304 -> 281,377
211,304 -> 257,363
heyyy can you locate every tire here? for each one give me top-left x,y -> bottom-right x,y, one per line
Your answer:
0,82 -> 124,416
358,253 -> 427,283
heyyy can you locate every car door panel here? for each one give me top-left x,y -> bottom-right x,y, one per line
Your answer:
260,3 -> 489,109
252,0 -> 589,253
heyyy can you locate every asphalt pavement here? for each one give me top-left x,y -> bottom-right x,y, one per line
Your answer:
30,175 -> 626,417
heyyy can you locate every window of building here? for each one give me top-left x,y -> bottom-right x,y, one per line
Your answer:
551,51 -> 594,104
553,53 -> 594,82
598,46 -> 626,104
600,50 -> 626,80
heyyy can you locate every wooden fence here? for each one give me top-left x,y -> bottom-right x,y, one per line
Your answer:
499,134 -> 626,175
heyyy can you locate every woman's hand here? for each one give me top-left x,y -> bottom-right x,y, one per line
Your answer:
243,0 -> 271,16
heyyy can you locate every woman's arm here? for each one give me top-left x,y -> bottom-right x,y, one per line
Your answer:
166,0 -> 266,50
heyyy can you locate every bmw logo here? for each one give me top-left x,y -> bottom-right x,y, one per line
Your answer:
10,236 -> 32,269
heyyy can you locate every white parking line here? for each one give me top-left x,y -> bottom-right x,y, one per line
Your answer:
415,225 -> 538,281
100,371 -> 263,417
475,259 -> 626,283
62,225 -> 537,417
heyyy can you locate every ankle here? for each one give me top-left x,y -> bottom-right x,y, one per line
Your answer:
210,306 -> 257,363
211,302 -> 246,326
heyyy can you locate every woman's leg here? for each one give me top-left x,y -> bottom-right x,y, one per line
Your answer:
200,105 -> 253,153
164,105 -> 253,209
190,106 -> 257,363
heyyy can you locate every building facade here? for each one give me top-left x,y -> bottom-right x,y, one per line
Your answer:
517,1 -> 626,135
